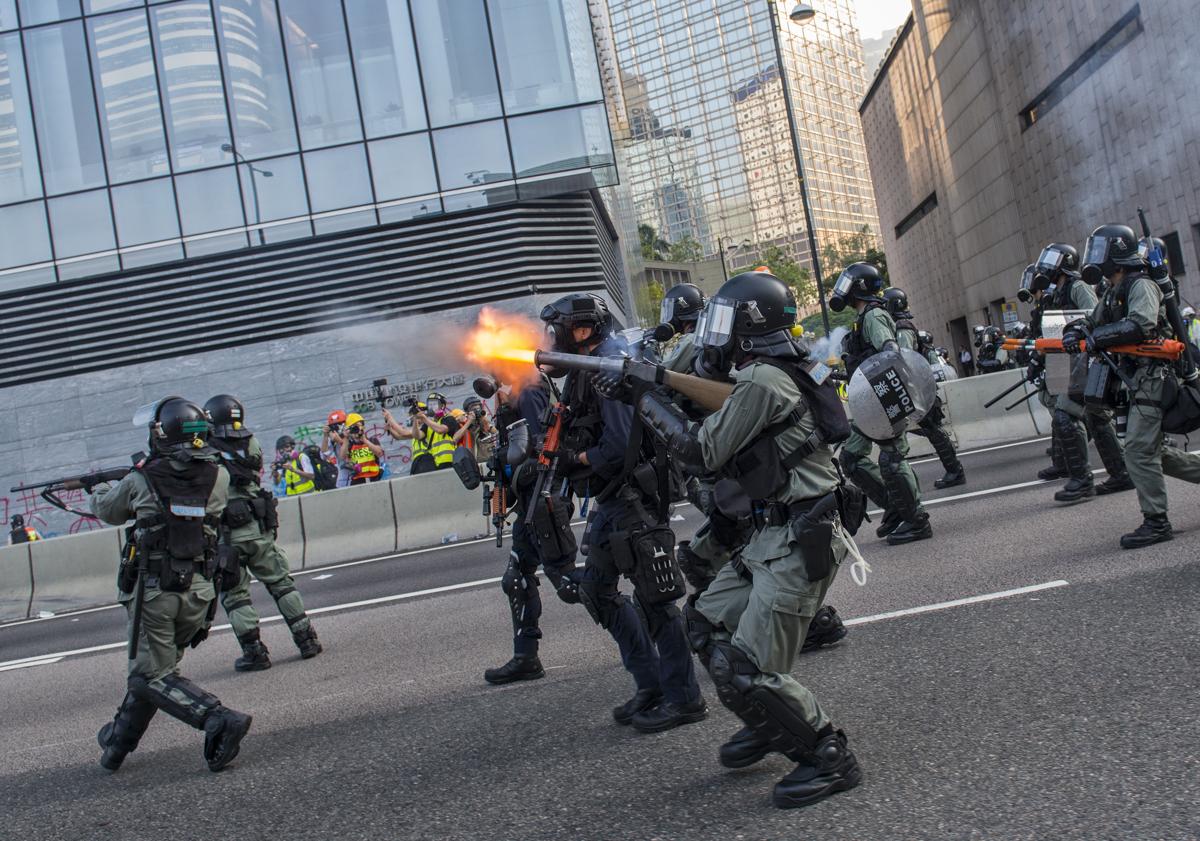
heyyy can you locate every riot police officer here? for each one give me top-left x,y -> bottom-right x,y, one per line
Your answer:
832,263 -> 931,544
90,397 -> 251,772
639,270 -> 862,809
884,287 -> 966,489
471,373 -> 578,684
204,395 -> 321,671
657,282 -> 706,373
1066,225 -> 1200,547
540,293 -> 706,732
1029,244 -> 1133,501
974,326 -> 1009,373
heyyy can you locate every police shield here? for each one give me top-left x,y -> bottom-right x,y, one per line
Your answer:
847,348 -> 938,440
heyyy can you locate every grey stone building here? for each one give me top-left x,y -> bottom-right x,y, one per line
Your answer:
859,0 -> 1200,358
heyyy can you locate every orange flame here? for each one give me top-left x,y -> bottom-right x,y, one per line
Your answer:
463,307 -> 543,388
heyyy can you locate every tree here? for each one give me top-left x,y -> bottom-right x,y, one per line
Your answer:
638,224 -> 668,261
759,243 -> 817,309
666,235 -> 703,263
820,224 -> 888,286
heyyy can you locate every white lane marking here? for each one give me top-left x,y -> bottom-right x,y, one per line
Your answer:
0,657 -> 63,672
844,580 -> 1069,626
312,574 -> 334,580
909,436 -> 1050,466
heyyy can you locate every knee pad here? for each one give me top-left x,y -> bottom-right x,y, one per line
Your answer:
578,578 -> 621,629
838,448 -> 862,476
265,581 -> 296,602
683,601 -> 718,659
1052,408 -> 1075,435
878,448 -> 902,477
500,553 -> 523,597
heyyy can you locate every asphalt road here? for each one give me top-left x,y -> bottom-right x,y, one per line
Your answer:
3,435 -> 1199,840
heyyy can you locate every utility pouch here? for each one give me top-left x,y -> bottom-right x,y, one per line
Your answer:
731,436 -> 786,500
835,484 -> 867,537
222,498 -> 255,529
1067,354 -> 1090,404
1084,361 -> 1117,408
159,555 -> 195,592
117,525 -> 139,594
1163,375 -> 1200,435
252,490 -> 279,533
790,517 -> 834,582
529,494 -> 577,562
628,525 -> 686,604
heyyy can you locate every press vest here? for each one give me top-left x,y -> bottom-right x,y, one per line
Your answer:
285,456 -> 316,495
411,423 -> 454,467
348,443 -> 381,481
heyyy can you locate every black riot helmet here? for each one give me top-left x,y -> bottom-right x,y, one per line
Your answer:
659,283 -> 706,331
882,287 -> 909,318
1081,224 -> 1140,285
203,394 -> 251,439
540,292 -> 613,353
696,271 -> 801,373
829,262 -> 884,312
134,396 -> 213,457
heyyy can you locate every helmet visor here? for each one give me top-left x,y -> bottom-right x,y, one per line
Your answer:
659,296 -> 676,325
697,297 -> 737,349
1083,235 -> 1110,267
831,271 -> 857,300
1034,246 -> 1064,275
1019,265 -> 1038,293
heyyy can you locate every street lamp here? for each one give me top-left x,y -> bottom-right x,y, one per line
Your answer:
717,236 -> 751,282
221,142 -> 273,246
767,0 -> 832,335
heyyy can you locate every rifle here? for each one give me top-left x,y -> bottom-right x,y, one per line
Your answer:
1001,337 -> 1184,360
10,460 -> 141,517
532,350 -> 735,413
524,392 -> 569,527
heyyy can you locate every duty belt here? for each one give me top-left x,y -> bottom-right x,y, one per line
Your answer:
751,495 -> 829,530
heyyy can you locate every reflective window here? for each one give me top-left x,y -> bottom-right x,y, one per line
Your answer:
432,120 -> 511,190
279,0 -> 361,149
344,0 -> 425,137
0,200 -> 51,269
85,0 -> 143,12
488,0 -> 602,114
150,1 -> 231,172
304,143 -> 371,212
185,231 -> 248,256
0,32 -> 42,203
0,1 -> 18,31
123,241 -> 182,267
238,152 -> 306,226
443,184 -> 515,212
367,133 -> 436,200
47,189 -> 115,256
24,22 -> 106,195
378,196 -> 441,224
88,10 -> 170,183
0,265 -> 55,289
174,165 -> 244,234
59,254 -> 119,279
411,0 -> 501,127
214,0 -> 297,159
110,176 -> 179,245
18,0 -> 79,26
314,207 -> 375,235
508,104 -> 612,177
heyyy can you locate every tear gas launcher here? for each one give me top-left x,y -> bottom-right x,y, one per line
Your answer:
1001,337 -> 1184,360
532,350 -> 734,413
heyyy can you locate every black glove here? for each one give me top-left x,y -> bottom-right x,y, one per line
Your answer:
1061,328 -> 1083,354
591,371 -> 630,402
189,627 -> 209,649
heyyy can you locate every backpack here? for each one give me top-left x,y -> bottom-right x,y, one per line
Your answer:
304,445 -> 338,491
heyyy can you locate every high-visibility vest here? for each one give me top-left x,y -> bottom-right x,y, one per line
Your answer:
348,442 -> 381,481
285,457 -> 315,495
10,526 -> 40,544
412,426 -> 455,467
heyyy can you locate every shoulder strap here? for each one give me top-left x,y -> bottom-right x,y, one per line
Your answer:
754,359 -> 822,468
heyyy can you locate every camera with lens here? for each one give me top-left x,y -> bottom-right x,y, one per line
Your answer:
403,396 -> 420,416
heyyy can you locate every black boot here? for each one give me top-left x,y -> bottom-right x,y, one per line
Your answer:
719,726 -> 772,768
1053,476 -> 1095,503
484,654 -> 545,685
1119,514 -> 1173,549
97,692 -> 157,771
772,729 -> 862,809
1053,412 -> 1095,504
1095,474 -> 1135,495
1037,433 -> 1067,480
933,464 -> 966,489
292,625 -> 322,659
801,605 -> 847,653
874,509 -> 903,539
886,514 -> 932,545
612,688 -> 662,725
203,706 -> 253,772
234,629 -> 271,672
631,697 -> 708,733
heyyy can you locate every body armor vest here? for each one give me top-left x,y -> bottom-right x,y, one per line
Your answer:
842,302 -> 885,377
210,437 -> 261,487
138,457 -> 219,565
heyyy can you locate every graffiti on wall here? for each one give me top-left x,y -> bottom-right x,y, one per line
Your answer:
1,486 -> 105,539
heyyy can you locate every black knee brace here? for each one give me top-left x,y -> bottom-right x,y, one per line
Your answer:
839,447 -> 888,508
128,673 -> 219,730
878,448 -> 919,520
578,578 -> 622,629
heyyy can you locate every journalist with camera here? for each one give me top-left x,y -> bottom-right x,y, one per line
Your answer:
384,394 -> 453,475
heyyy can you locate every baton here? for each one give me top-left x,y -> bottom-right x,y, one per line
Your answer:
1004,388 -> 1038,411
984,376 -> 1028,408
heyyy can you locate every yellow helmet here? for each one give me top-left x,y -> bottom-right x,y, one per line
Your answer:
345,412 -> 365,427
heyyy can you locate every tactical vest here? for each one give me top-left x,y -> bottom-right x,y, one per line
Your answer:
210,437 -> 262,487
1048,276 -> 1073,309
136,457 -> 220,590
894,315 -> 918,350
842,302 -> 885,376
560,371 -> 608,498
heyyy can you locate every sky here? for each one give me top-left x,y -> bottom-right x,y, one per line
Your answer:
851,0 -> 913,39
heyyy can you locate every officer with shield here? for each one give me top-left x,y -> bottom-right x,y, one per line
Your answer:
832,263 -> 932,545
637,270 -> 863,808
884,288 -> 965,489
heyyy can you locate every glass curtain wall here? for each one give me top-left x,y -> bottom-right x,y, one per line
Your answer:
0,0 -> 613,288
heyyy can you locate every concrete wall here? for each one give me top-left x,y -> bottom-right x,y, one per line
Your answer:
861,0 -> 1200,344
0,373 -> 1052,622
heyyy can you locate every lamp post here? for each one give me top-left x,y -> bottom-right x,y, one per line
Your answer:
717,236 -> 751,282
767,1 -> 831,335
221,143 -> 273,246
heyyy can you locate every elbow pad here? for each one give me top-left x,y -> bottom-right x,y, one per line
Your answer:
637,391 -> 705,471
1090,319 -> 1144,349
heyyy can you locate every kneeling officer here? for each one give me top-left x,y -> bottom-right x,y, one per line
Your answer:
90,397 -> 251,772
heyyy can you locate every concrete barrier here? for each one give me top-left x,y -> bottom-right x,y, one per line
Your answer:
390,468 -> 490,551
29,527 -> 120,616
0,543 -> 32,621
275,495 -> 305,569
299,479 -> 397,567
939,369 -> 1051,450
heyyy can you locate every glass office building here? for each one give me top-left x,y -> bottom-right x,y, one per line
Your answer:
603,0 -> 879,289
0,0 -> 617,289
